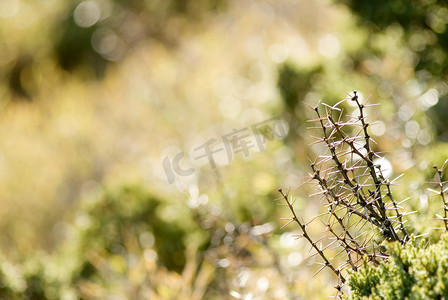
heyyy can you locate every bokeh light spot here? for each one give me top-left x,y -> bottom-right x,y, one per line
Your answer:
268,44 -> 289,64
405,120 -> 420,139
418,88 -> 439,110
0,0 -> 20,19
370,121 -> 386,136
373,157 -> 393,178
74,0 -> 100,28
318,34 -> 340,58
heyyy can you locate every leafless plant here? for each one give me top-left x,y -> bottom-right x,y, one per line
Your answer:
277,91 -> 415,298
429,160 -> 448,232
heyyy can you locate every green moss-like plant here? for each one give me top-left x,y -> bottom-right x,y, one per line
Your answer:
346,234 -> 448,299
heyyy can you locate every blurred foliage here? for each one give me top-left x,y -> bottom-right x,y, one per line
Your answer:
68,185 -> 210,299
0,184 -> 313,299
337,0 -> 448,140
278,64 -> 322,111
347,234 -> 448,299
277,63 -> 322,143
276,0 -> 448,141
54,0 -> 227,77
75,185 -> 195,272
339,0 -> 448,80
1,0 -> 448,298
427,95 -> 448,141
3,0 -> 228,100
1,185 -> 203,299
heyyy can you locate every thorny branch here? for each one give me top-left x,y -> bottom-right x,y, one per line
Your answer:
277,188 -> 346,284
277,91 -> 416,295
432,160 -> 448,232
277,91 -> 448,297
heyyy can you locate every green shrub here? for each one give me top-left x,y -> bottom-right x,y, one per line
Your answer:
347,234 -> 448,299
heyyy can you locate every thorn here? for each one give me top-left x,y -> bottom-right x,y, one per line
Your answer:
280,217 -> 296,229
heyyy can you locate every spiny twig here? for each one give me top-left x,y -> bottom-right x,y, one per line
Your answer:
277,91 -> 413,295
432,160 -> 448,232
277,91 -> 448,298
277,188 -> 346,284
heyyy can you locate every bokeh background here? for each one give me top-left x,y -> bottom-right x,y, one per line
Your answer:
0,0 -> 448,299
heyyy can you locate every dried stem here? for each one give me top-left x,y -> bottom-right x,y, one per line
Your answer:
277,91 -> 448,297
277,91 -> 413,293
278,188 -> 346,284
433,162 -> 448,232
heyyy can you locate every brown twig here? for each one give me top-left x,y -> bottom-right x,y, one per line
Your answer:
432,161 -> 448,232
277,91 -> 413,294
277,188 -> 346,284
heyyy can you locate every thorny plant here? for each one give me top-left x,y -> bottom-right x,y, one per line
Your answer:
277,91 -> 448,298
429,161 -> 448,232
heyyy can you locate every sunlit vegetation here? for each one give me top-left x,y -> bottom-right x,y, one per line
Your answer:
0,0 -> 447,299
